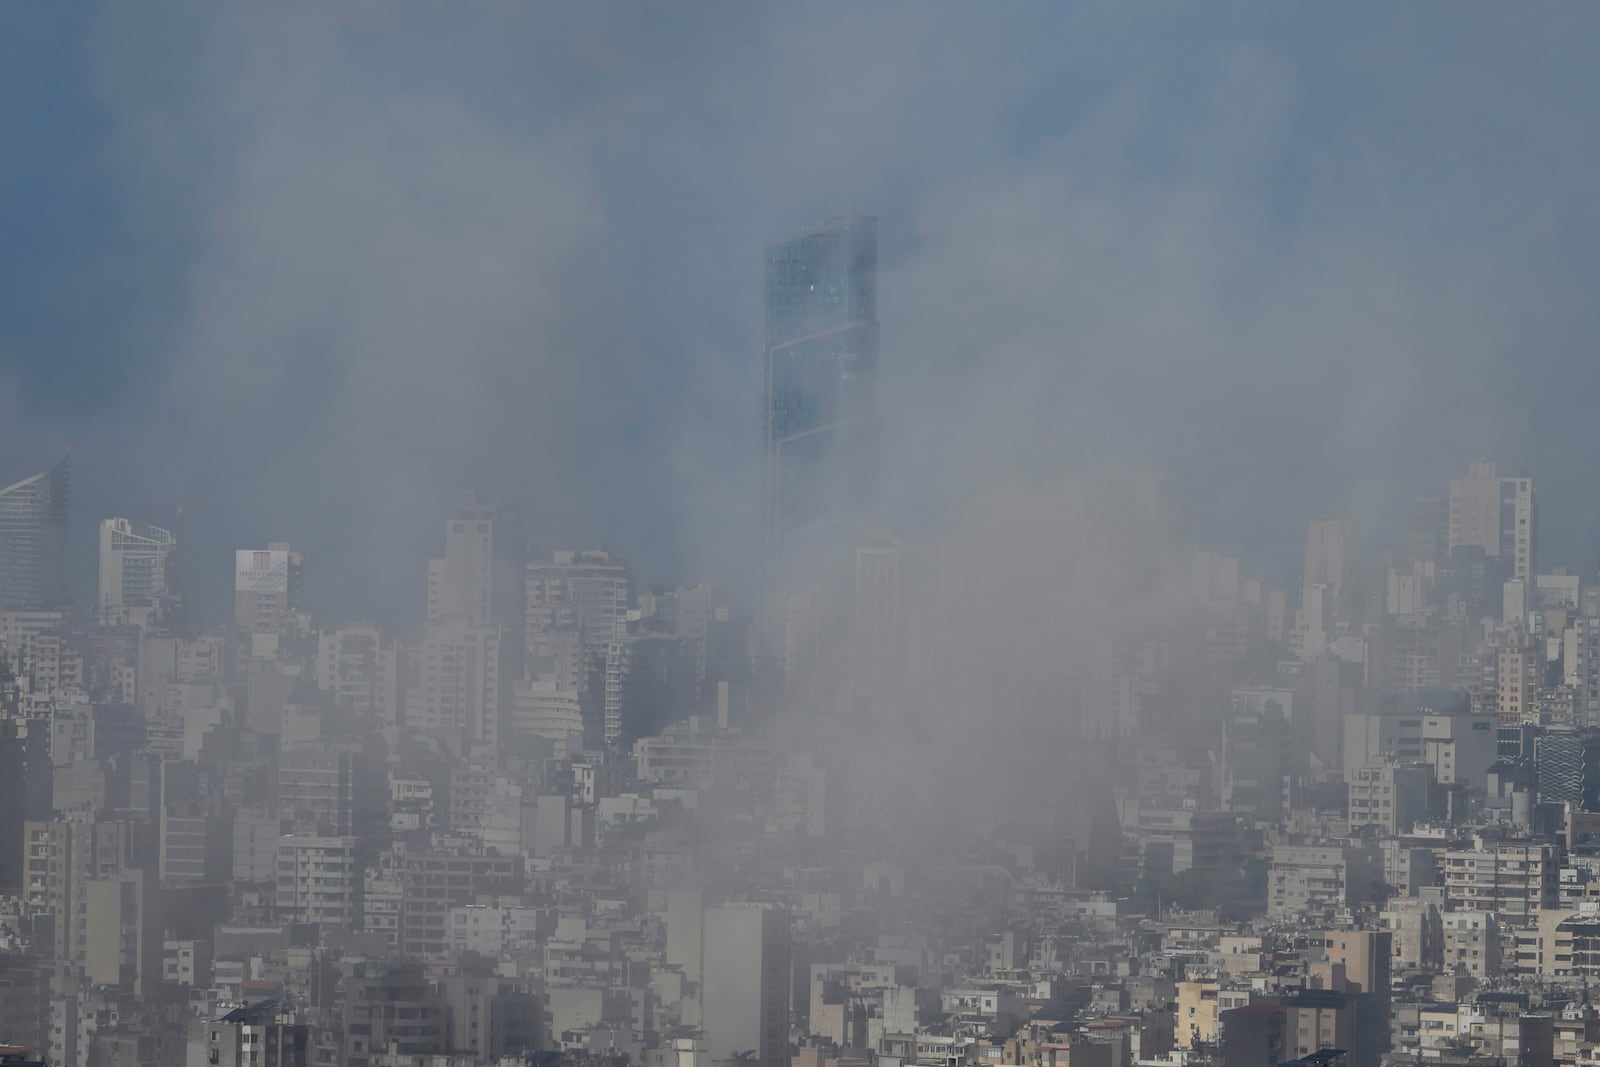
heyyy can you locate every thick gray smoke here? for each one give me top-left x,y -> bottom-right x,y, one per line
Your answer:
4,3 -> 1599,618
4,12 -> 1600,1065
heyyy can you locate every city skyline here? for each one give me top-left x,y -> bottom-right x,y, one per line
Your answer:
0,441 -> 1578,634
6,8 -> 1600,1067
3,436 -> 1599,1067
3,7 -> 1599,625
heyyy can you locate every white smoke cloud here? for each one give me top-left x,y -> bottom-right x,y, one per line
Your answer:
7,1 -> 1595,622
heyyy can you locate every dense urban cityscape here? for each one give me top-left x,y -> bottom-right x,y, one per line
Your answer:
4,206 -> 1600,1067
7,7 -> 1600,1067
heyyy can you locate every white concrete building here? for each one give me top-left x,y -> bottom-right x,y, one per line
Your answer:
96,518 -> 176,626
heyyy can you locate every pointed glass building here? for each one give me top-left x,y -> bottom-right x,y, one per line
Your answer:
761,215 -> 879,595
0,452 -> 70,610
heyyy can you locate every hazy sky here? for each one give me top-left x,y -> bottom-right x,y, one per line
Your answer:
3,3 -> 1599,625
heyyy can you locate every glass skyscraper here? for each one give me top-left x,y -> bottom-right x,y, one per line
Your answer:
0,451 -> 70,611
762,215 -> 879,594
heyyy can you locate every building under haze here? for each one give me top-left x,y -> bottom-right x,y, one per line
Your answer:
427,495 -> 525,633
233,543 -> 303,634
1448,462 -> 1537,585
699,903 -> 791,1067
207,999 -> 309,1067
315,623 -> 400,722
0,453 -> 69,612
525,548 -> 632,656
761,216 -> 880,603
418,620 -> 509,755
851,528 -> 902,717
97,517 -> 176,626
418,499 -> 525,753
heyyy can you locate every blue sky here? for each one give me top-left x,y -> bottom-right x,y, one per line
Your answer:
4,3 -> 1600,623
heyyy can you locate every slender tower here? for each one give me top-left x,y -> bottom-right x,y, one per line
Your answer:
761,216 -> 879,628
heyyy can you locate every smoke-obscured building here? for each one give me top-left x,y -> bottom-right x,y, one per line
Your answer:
762,216 -> 879,612
427,495 -> 525,635
701,903 -> 792,1067
525,548 -> 632,658
233,544 -> 303,634
206,998 -> 309,1067
1448,462 -> 1537,586
96,517 -> 176,626
0,454 -> 69,612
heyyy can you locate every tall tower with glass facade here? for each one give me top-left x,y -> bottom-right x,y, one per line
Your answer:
761,215 -> 879,608
0,452 -> 70,611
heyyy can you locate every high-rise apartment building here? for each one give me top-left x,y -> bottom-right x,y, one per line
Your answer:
1267,843 -> 1384,918
1320,930 -> 1393,1059
23,814 -> 154,980
0,453 -> 69,611
1448,462 -> 1536,583
418,620 -> 508,755
209,1000 -> 310,1067
1221,696 -> 1292,824
1441,841 -> 1558,919
1495,641 -> 1541,726
277,742 -> 355,836
275,835 -> 358,927
1581,586 -> 1600,726
97,517 -> 176,625
525,549 -> 632,656
418,500 -> 524,753
316,624 -> 400,722
600,638 -> 630,749
1297,519 -> 1351,660
339,963 -> 448,1064
1505,476 -> 1536,585
427,496 -> 525,632
1449,463 -> 1504,558
700,903 -> 792,1067
232,808 -> 282,885
82,867 -> 159,993
234,543 -> 304,633
375,848 -> 520,958
762,216 -> 879,601
1347,758 -> 1430,835
595,631 -> 699,747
